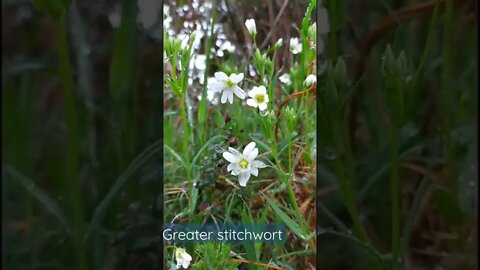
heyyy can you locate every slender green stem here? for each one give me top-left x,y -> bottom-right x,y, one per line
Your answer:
287,133 -> 293,176
199,0 -> 218,144
179,95 -> 193,218
269,125 -> 306,233
336,114 -> 371,244
333,157 -> 370,244
56,14 -> 87,270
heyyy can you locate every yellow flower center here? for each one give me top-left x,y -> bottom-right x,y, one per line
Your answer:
255,94 -> 265,103
239,159 -> 249,169
175,249 -> 184,259
226,79 -> 235,88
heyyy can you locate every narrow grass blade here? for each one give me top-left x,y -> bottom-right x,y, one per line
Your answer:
108,0 -> 138,165
164,145 -> 187,170
3,166 -> 72,233
266,197 -> 306,241
190,134 -> 226,174
396,173 -> 431,270
86,139 -> 162,242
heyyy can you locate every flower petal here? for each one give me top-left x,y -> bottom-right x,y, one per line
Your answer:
248,88 -> 259,97
207,80 -> 223,92
227,162 -> 237,172
230,73 -> 244,83
228,147 -> 242,156
246,98 -> 258,107
214,71 -> 228,81
258,103 -> 268,111
251,168 -> 259,176
220,91 -> 228,103
227,91 -> 234,103
243,142 -> 256,155
263,94 -> 269,103
223,151 -> 239,163
252,160 -> 267,168
233,86 -> 245,99
257,85 -> 267,94
245,148 -> 258,160
238,172 -> 250,187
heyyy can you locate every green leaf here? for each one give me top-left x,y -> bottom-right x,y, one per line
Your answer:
266,197 -> 306,240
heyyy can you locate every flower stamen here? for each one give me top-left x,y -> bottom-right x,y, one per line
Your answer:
239,159 -> 249,169
255,94 -> 265,103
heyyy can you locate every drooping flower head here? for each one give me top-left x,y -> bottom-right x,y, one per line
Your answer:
246,86 -> 269,111
175,248 -> 192,269
207,71 -> 246,104
289,37 -> 302,54
244,19 -> 257,36
223,142 -> 267,187
304,74 -> 316,87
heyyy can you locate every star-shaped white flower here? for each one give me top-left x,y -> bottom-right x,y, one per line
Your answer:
246,86 -> 269,111
207,72 -> 246,104
289,37 -> 302,54
223,142 -> 267,187
175,248 -> 192,269
244,19 -> 257,36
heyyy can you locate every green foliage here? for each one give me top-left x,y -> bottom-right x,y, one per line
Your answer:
192,243 -> 240,270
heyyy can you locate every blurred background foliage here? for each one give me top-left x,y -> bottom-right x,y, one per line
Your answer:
317,0 -> 477,269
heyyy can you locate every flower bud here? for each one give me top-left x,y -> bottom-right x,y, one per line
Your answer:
304,74 -> 316,88
245,18 -> 257,36
274,38 -> 283,49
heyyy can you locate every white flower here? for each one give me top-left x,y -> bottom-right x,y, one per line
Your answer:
279,73 -> 291,85
207,72 -> 246,104
175,248 -> 192,269
304,74 -> 316,87
289,37 -> 302,54
246,86 -> 269,111
222,142 -> 267,187
244,19 -> 257,36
